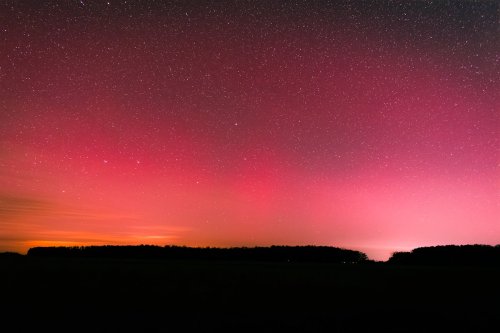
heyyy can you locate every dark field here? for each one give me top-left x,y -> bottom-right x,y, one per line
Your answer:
1,256 -> 499,332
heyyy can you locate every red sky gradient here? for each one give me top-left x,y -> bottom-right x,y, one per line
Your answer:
1,1 -> 498,260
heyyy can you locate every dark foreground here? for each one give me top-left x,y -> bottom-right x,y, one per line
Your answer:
1,256 -> 499,332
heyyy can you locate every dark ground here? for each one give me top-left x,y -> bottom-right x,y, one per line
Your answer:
1,255 -> 499,332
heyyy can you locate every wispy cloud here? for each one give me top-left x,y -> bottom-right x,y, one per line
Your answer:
0,193 -> 138,221
0,194 -> 54,219
0,192 -> 188,253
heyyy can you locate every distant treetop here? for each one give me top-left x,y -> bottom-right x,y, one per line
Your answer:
26,245 -> 368,263
388,245 -> 500,266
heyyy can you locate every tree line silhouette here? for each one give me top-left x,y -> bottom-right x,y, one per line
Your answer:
27,245 -> 368,263
18,244 -> 500,265
388,245 -> 500,266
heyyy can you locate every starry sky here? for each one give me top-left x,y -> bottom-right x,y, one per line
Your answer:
0,0 -> 498,260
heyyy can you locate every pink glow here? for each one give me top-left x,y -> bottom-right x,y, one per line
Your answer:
1,2 -> 498,261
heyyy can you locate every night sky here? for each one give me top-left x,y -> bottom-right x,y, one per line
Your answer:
1,1 -> 498,260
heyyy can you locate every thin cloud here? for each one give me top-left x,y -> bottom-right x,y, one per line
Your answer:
0,194 -> 54,218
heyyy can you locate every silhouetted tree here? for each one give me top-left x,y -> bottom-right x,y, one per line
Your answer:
27,245 -> 368,263
388,245 -> 500,266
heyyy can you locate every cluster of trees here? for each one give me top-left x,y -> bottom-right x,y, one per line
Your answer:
388,245 -> 500,266
23,244 -> 500,265
27,245 -> 368,263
